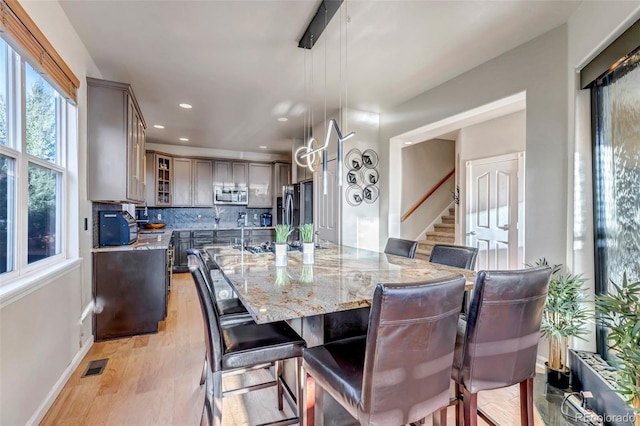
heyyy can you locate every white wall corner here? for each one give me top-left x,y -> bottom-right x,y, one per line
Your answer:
26,335 -> 94,426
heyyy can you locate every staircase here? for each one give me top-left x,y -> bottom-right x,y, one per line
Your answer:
415,207 -> 456,260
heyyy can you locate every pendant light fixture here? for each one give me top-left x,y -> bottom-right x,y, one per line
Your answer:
294,0 -> 355,195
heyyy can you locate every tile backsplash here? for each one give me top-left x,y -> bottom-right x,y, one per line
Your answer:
92,202 -> 273,247
143,206 -> 272,229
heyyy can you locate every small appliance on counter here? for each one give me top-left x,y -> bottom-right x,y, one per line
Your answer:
260,213 -> 272,227
99,211 -> 138,246
237,211 -> 248,227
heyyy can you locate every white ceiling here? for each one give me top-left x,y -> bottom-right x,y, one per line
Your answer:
59,0 -> 580,155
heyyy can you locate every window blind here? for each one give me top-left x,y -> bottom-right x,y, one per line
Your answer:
0,0 -> 79,103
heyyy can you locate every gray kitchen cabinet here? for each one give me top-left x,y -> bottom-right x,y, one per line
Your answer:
274,162 -> 291,196
214,161 -> 247,187
145,153 -> 172,206
214,229 -> 241,246
214,160 -> 231,186
87,77 -> 147,203
193,160 -> 213,206
172,158 -> 193,206
251,228 -> 275,242
232,162 -> 248,187
248,163 -> 273,207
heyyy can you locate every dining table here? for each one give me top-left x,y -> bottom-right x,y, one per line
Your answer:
206,242 -> 475,328
205,242 -> 477,425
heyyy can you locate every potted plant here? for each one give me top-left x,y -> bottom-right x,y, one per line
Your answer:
595,273 -> 640,425
299,223 -> 314,265
532,259 -> 590,389
274,224 -> 291,267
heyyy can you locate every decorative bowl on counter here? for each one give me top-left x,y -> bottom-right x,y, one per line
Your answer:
144,223 -> 166,229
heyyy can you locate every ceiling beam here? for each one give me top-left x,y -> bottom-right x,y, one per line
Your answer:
298,0 -> 343,50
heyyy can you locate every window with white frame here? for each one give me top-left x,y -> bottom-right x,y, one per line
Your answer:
0,36 -> 71,279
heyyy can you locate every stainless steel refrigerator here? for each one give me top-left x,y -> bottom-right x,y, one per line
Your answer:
282,180 -> 313,241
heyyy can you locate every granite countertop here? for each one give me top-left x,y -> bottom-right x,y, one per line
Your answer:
166,226 -> 275,232
206,243 -> 476,324
93,229 -> 173,252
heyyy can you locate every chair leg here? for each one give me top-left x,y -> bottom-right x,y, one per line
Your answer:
433,406 -> 447,426
304,370 -> 316,426
200,354 -> 207,386
463,387 -> 478,426
455,383 -> 464,426
213,371 -> 223,426
296,358 -> 304,424
520,377 -> 534,425
276,360 -> 284,411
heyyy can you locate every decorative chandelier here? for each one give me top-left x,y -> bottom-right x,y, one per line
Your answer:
294,0 -> 355,195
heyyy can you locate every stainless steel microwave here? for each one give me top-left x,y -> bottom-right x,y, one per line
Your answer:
214,186 -> 248,205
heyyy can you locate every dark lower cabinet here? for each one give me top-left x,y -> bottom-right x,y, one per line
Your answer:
93,249 -> 168,341
174,231 -> 192,272
173,228 -> 276,272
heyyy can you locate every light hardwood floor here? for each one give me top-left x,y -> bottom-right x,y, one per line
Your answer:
41,273 -> 545,426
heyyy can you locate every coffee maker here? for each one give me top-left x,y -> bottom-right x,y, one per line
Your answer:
237,212 -> 247,227
260,213 -> 272,227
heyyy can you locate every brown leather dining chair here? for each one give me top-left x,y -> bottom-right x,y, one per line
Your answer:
187,249 -> 254,386
429,244 -> 479,316
189,263 -> 306,426
429,244 -> 478,270
187,248 -> 251,323
302,275 -> 467,426
383,237 -> 419,258
445,265 -> 552,426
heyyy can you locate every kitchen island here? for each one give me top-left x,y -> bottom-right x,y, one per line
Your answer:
92,229 -> 174,341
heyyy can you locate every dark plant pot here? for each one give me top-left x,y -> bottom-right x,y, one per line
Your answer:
546,362 -> 571,389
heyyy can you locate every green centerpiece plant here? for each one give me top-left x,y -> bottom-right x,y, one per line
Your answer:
299,223 -> 314,244
530,259 -> 590,388
274,224 -> 290,267
274,224 -> 291,245
299,223 -> 314,264
595,273 -> 640,424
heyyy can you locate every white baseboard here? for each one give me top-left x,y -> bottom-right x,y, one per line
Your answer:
26,335 -> 94,426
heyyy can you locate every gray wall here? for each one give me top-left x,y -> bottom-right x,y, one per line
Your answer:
379,25 -> 569,264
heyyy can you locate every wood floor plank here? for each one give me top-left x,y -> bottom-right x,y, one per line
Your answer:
41,273 -> 545,426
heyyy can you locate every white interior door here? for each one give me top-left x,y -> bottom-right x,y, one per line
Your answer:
466,152 -> 524,270
315,158 -> 340,244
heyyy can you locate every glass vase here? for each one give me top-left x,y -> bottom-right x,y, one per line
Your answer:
303,242 -> 314,265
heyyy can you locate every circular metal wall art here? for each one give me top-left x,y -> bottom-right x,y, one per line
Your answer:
363,168 -> 379,185
345,148 -> 363,171
345,186 -> 364,206
346,169 -> 363,187
363,184 -> 379,204
362,149 -> 379,169
344,148 -> 379,206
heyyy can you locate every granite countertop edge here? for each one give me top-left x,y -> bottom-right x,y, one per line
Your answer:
93,226 -> 276,252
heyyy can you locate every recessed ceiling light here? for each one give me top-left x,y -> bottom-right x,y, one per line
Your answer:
179,103 -> 192,109
259,145 -> 268,149
179,137 -> 189,142
153,124 -> 165,129
277,117 -> 288,122
404,141 -> 413,145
